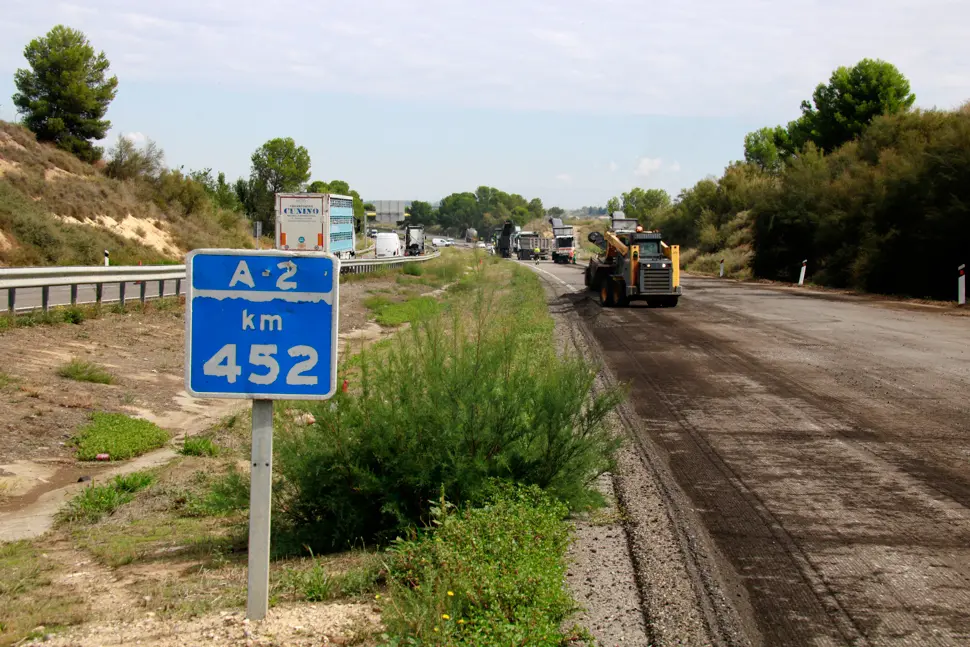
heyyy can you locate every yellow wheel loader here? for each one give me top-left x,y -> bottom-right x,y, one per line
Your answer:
584,214 -> 682,307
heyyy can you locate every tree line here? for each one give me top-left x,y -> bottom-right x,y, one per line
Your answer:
605,59 -> 969,300
406,187 -> 551,234
9,25 -> 367,233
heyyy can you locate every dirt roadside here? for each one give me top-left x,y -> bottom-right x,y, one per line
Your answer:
0,274 -> 433,542
535,263 -> 751,647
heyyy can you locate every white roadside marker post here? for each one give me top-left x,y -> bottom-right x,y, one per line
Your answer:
104,249 -> 110,267
719,259 -> 725,278
959,264 -> 966,306
798,259 -> 807,286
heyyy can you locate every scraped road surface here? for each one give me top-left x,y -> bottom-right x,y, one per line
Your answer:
535,262 -> 970,647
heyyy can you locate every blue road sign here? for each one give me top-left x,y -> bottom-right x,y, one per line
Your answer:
185,249 -> 340,400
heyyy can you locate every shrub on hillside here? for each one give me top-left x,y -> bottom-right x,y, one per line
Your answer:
274,267 -> 624,552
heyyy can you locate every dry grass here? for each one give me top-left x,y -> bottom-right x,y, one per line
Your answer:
0,121 -> 253,267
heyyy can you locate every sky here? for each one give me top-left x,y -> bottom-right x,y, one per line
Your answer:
1,0 -> 968,208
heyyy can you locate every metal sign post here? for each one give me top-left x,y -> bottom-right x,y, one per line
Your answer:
184,249 -> 340,620
959,264 -> 966,306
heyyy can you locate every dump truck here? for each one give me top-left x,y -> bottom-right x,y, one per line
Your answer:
404,224 -> 425,256
494,221 -> 515,258
515,231 -> 551,260
584,214 -> 682,307
548,217 -> 576,264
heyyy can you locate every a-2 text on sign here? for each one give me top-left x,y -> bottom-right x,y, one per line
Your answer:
185,249 -> 340,400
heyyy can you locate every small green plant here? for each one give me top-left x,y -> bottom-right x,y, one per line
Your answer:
381,484 -> 588,646
73,412 -> 169,460
0,371 -> 20,389
181,467 -> 249,517
59,471 -> 155,523
179,436 -> 219,457
283,553 -> 384,602
57,358 -> 115,384
375,296 -> 441,326
62,307 -> 86,325
402,263 -> 424,276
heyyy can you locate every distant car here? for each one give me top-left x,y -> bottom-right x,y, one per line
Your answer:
476,241 -> 486,249
367,228 -> 378,238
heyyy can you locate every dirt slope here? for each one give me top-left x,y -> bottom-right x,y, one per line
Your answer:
0,121 -> 252,267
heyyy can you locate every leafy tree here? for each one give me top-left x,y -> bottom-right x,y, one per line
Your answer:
793,59 -> 915,153
743,127 -> 785,173
249,137 -> 311,225
528,197 -> 545,220
408,200 -> 436,226
105,135 -> 164,180
307,180 -> 330,193
511,205 -> 531,226
606,196 -> 620,215
13,25 -> 119,162
234,177 -> 269,221
363,202 -> 375,212
191,169 -> 242,212
621,188 -> 671,225
547,206 -> 565,219
437,192 -> 480,232
328,180 -> 351,195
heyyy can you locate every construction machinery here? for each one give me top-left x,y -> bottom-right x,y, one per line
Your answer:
548,217 -> 577,264
404,224 -> 425,256
584,213 -> 682,307
497,221 -> 515,258
515,231 -> 551,260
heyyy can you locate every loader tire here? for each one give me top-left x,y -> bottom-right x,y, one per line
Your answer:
612,279 -> 629,307
599,281 -> 615,307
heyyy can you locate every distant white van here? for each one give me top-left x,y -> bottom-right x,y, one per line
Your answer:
375,232 -> 403,258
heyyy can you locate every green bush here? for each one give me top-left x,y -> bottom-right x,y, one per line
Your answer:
74,412 -> 170,460
60,471 -> 155,523
402,263 -> 424,276
57,358 -> 115,384
380,484 -> 589,646
181,467 -> 249,517
179,436 -> 219,457
274,266 -> 623,552
283,554 -> 384,602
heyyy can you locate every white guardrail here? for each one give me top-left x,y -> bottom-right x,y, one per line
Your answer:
0,251 -> 441,314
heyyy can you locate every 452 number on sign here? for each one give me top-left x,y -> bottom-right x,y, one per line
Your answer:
203,344 -> 319,386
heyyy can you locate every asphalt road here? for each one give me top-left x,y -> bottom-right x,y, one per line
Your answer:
533,260 -> 970,646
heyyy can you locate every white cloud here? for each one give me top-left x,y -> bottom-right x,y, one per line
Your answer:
669,161 -> 681,172
1,0 -> 966,119
609,161 -> 618,173
123,131 -> 147,144
634,157 -> 663,178
555,173 -> 573,183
